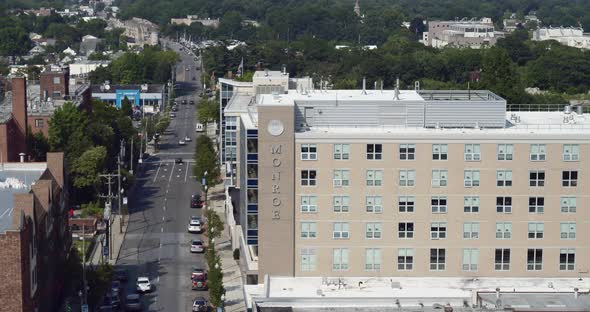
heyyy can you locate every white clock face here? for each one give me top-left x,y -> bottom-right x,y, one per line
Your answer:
267,119 -> 285,136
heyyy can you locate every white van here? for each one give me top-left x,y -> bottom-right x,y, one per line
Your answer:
195,123 -> 204,132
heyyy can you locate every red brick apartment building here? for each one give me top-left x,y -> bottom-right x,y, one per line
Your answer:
0,152 -> 71,312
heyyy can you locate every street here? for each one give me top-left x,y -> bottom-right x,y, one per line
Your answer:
116,40 -> 208,312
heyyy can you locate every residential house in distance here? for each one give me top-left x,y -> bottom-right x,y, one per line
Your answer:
220,71 -> 590,311
503,13 -> 542,32
80,35 -> 101,56
423,18 -> 504,48
69,60 -> 110,78
170,15 -> 220,28
0,152 -> 71,312
532,27 -> 590,49
91,81 -> 166,113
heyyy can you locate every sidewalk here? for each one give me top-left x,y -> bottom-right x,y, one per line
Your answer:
88,214 -> 129,266
209,182 -> 247,312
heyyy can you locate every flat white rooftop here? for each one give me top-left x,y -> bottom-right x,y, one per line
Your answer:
285,89 -> 425,102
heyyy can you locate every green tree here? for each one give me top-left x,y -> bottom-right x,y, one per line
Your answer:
197,98 -> 219,123
48,102 -> 92,165
26,127 -> 49,162
193,135 -> 219,188
0,27 -> 32,56
121,96 -> 133,117
71,146 -> 107,190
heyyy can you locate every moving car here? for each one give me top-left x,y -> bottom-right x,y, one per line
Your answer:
178,140 -> 186,145
182,100 -> 187,105
190,240 -> 204,253
190,195 -> 203,208
189,100 -> 195,105
191,268 -> 208,290
172,105 -> 178,112
175,158 -> 184,164
195,123 -> 204,132
192,297 -> 208,312
136,277 -> 153,293
187,219 -> 201,233
124,294 -> 143,311
184,136 -> 191,142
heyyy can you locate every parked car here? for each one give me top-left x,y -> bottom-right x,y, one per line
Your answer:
136,277 -> 153,293
191,268 -> 208,290
190,240 -> 204,253
190,195 -> 203,208
182,100 -> 187,105
175,158 -> 183,164
189,100 -> 195,105
103,291 -> 121,310
188,219 -> 201,233
195,123 -> 204,132
192,297 -> 208,312
170,112 -> 176,118
111,280 -> 122,293
124,294 -> 143,311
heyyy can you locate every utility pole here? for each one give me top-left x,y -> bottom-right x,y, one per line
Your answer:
82,224 -> 87,305
130,137 -> 134,174
99,173 -> 118,260
118,153 -> 123,233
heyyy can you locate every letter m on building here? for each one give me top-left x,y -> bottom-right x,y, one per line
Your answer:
271,144 -> 282,155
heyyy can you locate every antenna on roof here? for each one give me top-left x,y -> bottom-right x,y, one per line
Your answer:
414,81 -> 420,91
381,80 -> 384,93
374,80 -> 377,91
362,77 -> 367,95
394,78 -> 400,100
468,82 -> 471,100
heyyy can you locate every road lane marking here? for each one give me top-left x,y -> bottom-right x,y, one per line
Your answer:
169,162 -> 176,182
184,164 -> 190,182
153,162 -> 162,183
161,227 -> 163,233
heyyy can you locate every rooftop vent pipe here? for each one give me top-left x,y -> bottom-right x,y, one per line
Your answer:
362,77 -> 367,95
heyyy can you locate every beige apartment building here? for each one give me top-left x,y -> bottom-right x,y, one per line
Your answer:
222,74 -> 589,290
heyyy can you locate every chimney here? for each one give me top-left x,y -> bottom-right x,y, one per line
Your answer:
12,193 -> 35,229
11,76 -> 28,162
495,287 -> 501,299
362,77 -> 367,94
394,78 -> 400,100
282,64 -> 287,75
46,152 -> 65,189
575,288 -> 579,299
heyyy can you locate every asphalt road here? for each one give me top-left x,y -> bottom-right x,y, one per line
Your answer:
116,39 -> 207,312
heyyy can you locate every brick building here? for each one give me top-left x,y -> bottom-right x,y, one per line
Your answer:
0,152 -> 70,312
0,77 -> 28,162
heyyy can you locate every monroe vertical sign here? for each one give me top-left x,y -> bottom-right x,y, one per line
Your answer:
271,144 -> 282,220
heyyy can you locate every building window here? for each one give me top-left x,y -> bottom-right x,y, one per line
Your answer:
333,222 -> 349,239
432,144 -> 448,160
464,170 -> 480,187
562,170 -> 578,187
398,222 -> 414,239
365,248 -> 381,271
464,144 -> 481,161
366,144 -> 382,160
530,144 -> 547,161
332,248 -> 349,271
333,169 -> 350,187
333,196 -> 350,213
528,222 -> 544,239
300,222 -> 317,239
300,196 -> 317,213
432,169 -> 448,187
430,222 -> 447,239
399,144 -> 415,160
495,248 -> 510,271
301,144 -> 317,160
34,119 -> 44,128
366,170 -> 383,186
563,144 -> 579,161
366,196 -> 383,213
497,144 -> 513,160
397,248 -> 414,271
247,138 -> 257,153
560,248 -> 575,271
247,164 -> 258,179
462,249 -> 479,271
496,169 -> 513,187
463,222 -> 480,239
300,248 -> 316,272
561,197 -> 577,213
464,196 -> 480,213
430,248 -> 446,271
365,223 -> 382,239
528,197 -> 544,214
52,91 -> 61,98
398,196 -> 415,213
560,222 -> 576,239
333,144 -> 350,160
496,222 -> 512,239
527,249 -> 543,271
399,169 -> 416,186
496,196 -> 512,213
53,76 -> 60,84
247,189 -> 258,204
529,170 -> 545,187
431,196 -> 447,214
301,170 -> 316,186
